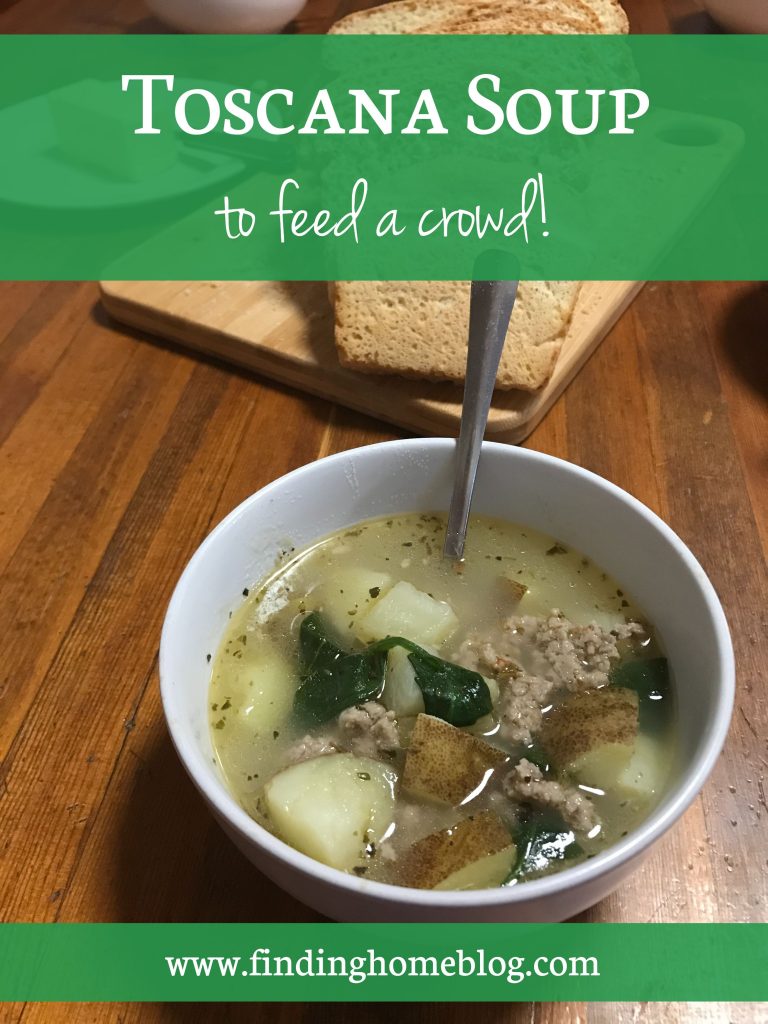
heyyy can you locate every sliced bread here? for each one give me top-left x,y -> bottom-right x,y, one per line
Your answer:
329,0 -> 625,392
329,0 -> 628,35
334,280 -> 581,391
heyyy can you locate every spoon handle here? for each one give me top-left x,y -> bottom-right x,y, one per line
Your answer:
443,279 -> 519,561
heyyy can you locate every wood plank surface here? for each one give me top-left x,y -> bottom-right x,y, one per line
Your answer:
0,0 -> 766,1022
98,280 -> 645,443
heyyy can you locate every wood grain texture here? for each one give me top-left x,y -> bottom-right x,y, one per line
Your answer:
0,0 -> 766,1022
99,280 -> 644,443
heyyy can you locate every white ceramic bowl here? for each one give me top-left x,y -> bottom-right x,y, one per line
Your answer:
145,0 -> 306,34
160,439 -> 734,922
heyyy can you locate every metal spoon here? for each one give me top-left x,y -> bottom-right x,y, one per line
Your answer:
443,278 -> 519,561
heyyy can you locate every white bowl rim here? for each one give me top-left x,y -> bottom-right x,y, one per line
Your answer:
160,437 -> 735,910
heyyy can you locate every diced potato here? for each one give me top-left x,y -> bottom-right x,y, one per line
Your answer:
570,741 -> 634,789
541,687 -> 639,788
214,642 -> 296,737
616,734 -> 665,802
264,754 -> 397,871
355,581 -> 458,646
401,812 -> 515,889
402,714 -> 507,805
381,646 -> 425,717
436,846 -> 517,891
309,568 -> 392,637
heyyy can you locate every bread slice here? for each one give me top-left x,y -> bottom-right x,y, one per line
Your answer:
579,0 -> 629,32
329,0 -> 624,391
334,280 -> 581,391
329,0 -> 628,35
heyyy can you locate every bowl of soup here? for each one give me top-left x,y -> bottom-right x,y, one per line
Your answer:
160,438 -> 733,921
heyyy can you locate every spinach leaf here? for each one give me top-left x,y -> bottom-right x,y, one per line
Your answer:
297,609 -> 336,670
610,656 -> 670,730
292,614 -> 492,729
369,635 -> 492,727
293,613 -> 386,726
520,740 -> 551,774
505,808 -> 583,883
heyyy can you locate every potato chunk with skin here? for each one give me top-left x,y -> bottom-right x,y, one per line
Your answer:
309,568 -> 392,637
264,754 -> 397,871
501,574 -> 528,603
541,687 -> 639,788
616,734 -> 665,802
355,581 -> 458,646
402,714 -> 507,805
400,812 -> 515,890
435,846 -> 517,891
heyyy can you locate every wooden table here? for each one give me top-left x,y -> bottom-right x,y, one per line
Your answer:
0,0 -> 766,1021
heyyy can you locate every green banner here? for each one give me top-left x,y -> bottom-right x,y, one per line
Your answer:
0,34 -> 765,281
0,34 -> 765,282
0,924 -> 766,1001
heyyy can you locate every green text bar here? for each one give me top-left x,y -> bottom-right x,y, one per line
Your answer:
1,924 -> 767,1001
0,35 -> 766,280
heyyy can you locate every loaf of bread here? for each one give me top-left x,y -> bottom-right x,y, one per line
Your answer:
330,0 -> 627,391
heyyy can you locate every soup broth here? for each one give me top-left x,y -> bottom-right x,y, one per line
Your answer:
210,513 -> 675,890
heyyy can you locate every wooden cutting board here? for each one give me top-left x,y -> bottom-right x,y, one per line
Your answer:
100,280 -> 642,443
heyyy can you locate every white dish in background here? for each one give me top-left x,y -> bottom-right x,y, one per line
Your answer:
703,0 -> 768,32
0,95 -> 244,212
145,0 -> 306,33
160,438 -> 734,922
